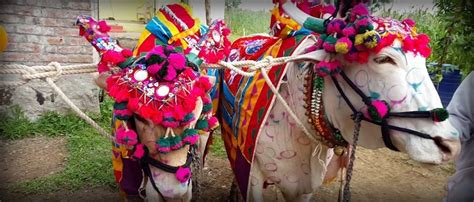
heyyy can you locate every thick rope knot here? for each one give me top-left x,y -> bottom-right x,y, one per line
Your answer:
49,62 -> 63,82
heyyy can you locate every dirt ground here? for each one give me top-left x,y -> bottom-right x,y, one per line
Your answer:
0,136 -> 454,201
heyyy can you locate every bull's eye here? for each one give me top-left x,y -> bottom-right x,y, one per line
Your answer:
374,56 -> 396,65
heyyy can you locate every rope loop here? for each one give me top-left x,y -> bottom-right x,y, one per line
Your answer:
49,62 -> 63,82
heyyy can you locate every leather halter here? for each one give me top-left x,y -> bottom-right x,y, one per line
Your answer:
329,70 -> 450,152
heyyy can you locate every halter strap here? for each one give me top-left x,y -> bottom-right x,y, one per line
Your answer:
141,145 -> 195,196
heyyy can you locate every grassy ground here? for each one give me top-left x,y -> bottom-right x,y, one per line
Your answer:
0,96 -> 227,194
0,98 -> 116,193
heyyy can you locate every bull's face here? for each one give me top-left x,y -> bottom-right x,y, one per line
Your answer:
331,43 -> 460,164
134,98 -> 206,201
283,2 -> 460,164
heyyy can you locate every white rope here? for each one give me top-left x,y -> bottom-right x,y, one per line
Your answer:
0,62 -> 116,143
202,56 -> 318,143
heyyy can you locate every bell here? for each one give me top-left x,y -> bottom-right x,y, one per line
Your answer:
334,146 -> 346,156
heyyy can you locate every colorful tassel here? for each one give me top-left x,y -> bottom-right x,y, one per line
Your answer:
132,144 -> 145,159
364,100 -> 390,122
430,108 -> 448,122
363,30 -> 380,49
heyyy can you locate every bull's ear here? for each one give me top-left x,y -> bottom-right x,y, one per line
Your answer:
93,72 -> 109,89
290,49 -> 328,63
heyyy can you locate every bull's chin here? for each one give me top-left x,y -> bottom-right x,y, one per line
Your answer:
406,146 -> 444,165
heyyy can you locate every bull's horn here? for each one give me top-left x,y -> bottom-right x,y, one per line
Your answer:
281,2 -> 326,34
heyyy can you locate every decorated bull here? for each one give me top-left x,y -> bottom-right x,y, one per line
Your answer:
76,4 -> 227,201
217,1 -> 461,201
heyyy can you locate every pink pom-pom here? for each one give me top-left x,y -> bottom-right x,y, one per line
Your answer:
335,37 -> 353,54
163,67 -> 177,81
342,25 -> 356,37
402,18 -> 416,27
350,3 -> 369,21
146,46 -> 165,59
157,146 -> 171,153
323,41 -> 336,52
372,100 -> 389,117
315,60 -> 342,76
326,19 -> 346,35
208,116 -> 219,129
115,127 -> 138,146
183,134 -> 199,145
132,144 -> 145,159
322,5 -> 336,15
147,63 -> 163,75
168,53 -> 186,70
175,167 -> 191,183
97,20 -> 111,33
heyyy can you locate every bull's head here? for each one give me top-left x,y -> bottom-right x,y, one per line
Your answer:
282,2 -> 460,164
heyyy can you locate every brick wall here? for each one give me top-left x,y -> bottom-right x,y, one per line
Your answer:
0,0 -> 101,120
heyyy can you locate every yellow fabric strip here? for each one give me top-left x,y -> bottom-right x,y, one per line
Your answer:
133,30 -> 152,56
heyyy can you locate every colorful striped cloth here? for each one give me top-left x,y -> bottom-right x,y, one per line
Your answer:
219,32 -> 311,199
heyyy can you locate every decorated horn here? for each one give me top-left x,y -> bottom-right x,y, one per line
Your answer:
281,2 -> 326,34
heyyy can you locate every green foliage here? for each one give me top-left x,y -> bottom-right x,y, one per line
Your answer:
225,0 -> 242,9
378,5 -> 473,81
4,98 -> 116,193
225,8 -> 270,41
433,0 -> 474,76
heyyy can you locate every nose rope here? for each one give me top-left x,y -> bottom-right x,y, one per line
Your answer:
330,70 -> 450,201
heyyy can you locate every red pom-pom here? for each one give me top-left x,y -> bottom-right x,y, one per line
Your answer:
102,50 -> 126,65
127,97 -> 140,112
402,18 -> 416,27
402,36 -> 415,53
121,49 -> 133,58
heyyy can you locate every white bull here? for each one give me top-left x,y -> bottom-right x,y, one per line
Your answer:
221,2 -> 461,201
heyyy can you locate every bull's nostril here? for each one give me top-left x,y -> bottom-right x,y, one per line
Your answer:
433,136 -> 451,154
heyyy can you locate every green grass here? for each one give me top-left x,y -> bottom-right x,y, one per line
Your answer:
209,129 -> 227,158
2,98 -> 116,194
225,8 -> 271,41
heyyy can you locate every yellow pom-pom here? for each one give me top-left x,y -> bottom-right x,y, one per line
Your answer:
335,42 -> 350,54
354,34 -> 364,46
0,25 -> 8,53
363,30 -> 380,49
